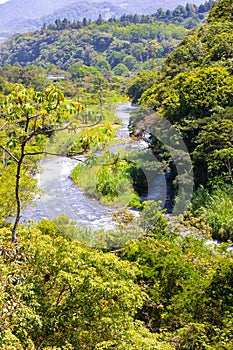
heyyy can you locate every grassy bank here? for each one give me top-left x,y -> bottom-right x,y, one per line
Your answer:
72,149 -> 163,207
72,151 -> 141,207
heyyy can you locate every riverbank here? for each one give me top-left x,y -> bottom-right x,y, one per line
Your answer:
21,102 -> 167,232
20,103 -> 142,229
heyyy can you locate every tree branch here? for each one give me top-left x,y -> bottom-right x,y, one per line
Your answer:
67,120 -> 101,130
24,151 -> 85,162
0,121 -> 8,130
50,120 -> 101,132
0,146 -> 19,163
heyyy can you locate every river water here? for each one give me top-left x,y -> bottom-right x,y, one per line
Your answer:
21,102 -> 166,229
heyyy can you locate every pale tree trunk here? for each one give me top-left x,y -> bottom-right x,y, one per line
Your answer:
11,114 -> 29,243
11,154 -> 24,243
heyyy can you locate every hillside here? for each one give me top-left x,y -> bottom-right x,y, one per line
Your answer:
128,0 -> 233,241
6,1 -> 125,35
0,0 -> 215,72
0,20 -> 188,72
0,0 -> 208,37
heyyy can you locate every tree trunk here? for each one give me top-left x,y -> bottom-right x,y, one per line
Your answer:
11,155 -> 24,243
11,113 -> 30,243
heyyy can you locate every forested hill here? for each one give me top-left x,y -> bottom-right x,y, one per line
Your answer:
128,0 -> 233,241
0,1 -> 214,73
0,20 -> 188,73
0,0 -> 209,35
45,0 -> 215,30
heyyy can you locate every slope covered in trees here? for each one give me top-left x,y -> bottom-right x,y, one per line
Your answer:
0,1 -> 215,73
43,1 -> 214,31
0,0 -> 211,35
0,20 -> 188,73
128,0 -> 233,240
1,202 -> 233,349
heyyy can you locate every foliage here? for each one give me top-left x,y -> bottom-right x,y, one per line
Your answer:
1,215 -> 233,349
180,210 -> 211,238
0,21 -> 188,73
72,151 -> 141,206
72,147 -> 165,207
135,0 -> 233,190
1,201 -> 233,349
95,324 -> 173,349
1,3 -> 233,350
121,231 -> 233,348
0,164 -> 37,226
164,21 -> 233,77
0,84 -> 81,241
127,70 -> 158,104
207,0 -> 233,22
94,200 -> 169,249
194,114 -> 233,182
190,184 -> 233,241
118,1 -> 214,29
141,66 -> 233,122
0,225 -> 172,349
68,124 -> 115,155
138,200 -> 168,235
43,1 -> 214,32
112,63 -> 130,77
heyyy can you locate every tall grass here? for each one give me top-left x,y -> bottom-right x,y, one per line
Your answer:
71,152 -> 141,207
191,185 -> 233,241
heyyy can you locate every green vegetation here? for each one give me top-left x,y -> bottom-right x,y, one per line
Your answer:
0,58 -> 127,239
115,0 -> 214,29
121,232 -> 233,350
39,1 -> 215,31
0,1 -> 233,349
0,224 -> 171,349
0,83 -> 82,242
0,20 -> 188,73
190,184 -> 233,241
0,0 -> 214,78
128,0 -> 233,239
1,210 -> 233,349
72,151 -> 138,206
72,149 -> 164,207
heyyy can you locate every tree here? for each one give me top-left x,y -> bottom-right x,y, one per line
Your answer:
122,55 -> 138,71
112,63 -> 130,77
141,66 -> 233,125
207,0 -> 233,23
96,14 -> 104,25
194,117 -> 233,182
0,84 -> 81,242
68,63 -> 102,80
82,17 -> 88,26
132,43 -> 146,62
128,70 -> 158,104
0,225 -> 172,349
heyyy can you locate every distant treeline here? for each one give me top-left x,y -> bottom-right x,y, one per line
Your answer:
44,0 -> 215,31
0,19 -> 188,72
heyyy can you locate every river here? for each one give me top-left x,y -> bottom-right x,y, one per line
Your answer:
21,102 -> 166,230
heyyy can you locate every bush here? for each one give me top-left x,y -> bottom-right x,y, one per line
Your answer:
191,185 -> 233,241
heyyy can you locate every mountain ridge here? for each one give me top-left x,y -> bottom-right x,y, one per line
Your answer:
0,0 -> 206,36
